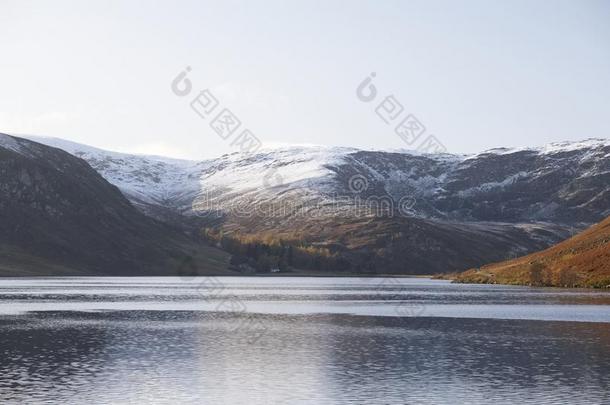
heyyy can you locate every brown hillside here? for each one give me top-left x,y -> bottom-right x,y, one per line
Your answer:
455,216 -> 610,288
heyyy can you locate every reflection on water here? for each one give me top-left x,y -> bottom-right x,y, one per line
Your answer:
0,278 -> 609,404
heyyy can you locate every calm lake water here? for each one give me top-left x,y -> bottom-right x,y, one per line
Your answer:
0,277 -> 609,404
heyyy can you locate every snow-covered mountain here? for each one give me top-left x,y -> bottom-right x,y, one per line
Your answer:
18,134 -> 610,273
23,135 -> 610,223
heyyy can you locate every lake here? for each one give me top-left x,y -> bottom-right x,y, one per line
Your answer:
0,277 -> 609,404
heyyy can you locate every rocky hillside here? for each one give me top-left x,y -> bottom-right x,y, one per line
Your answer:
0,134 -> 229,276
21,135 -> 610,274
454,216 -> 610,288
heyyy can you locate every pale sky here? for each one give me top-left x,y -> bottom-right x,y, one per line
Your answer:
1,0 -> 609,159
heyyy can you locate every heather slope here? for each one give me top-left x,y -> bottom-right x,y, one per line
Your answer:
455,216 -> 610,288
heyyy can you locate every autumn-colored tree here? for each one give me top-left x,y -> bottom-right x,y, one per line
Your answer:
555,267 -> 579,287
528,262 -> 546,286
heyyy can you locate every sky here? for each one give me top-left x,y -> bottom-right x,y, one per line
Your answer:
1,0 -> 609,159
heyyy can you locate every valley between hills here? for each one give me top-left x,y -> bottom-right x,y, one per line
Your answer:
1,133 -> 608,286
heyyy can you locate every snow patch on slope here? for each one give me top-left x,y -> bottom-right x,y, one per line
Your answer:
471,138 -> 610,158
200,146 -> 353,191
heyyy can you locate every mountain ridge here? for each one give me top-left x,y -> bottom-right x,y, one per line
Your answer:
21,134 -> 610,222
10,133 -> 610,274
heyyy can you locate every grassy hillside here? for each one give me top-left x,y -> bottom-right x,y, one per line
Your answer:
455,216 -> 610,288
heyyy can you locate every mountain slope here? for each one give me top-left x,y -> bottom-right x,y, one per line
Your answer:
454,216 -> 610,288
0,134 -> 229,276
25,136 -> 610,226
21,136 -> 204,222
21,134 -> 610,274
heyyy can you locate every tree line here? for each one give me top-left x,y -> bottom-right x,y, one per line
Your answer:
200,228 -> 353,273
